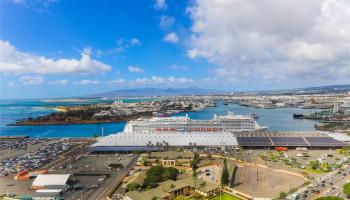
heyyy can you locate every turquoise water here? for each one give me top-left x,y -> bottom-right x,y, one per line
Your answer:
0,99 -> 143,138
174,101 -> 320,132
0,99 -> 320,138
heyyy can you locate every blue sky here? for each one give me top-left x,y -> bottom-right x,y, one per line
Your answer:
1,0 -> 350,99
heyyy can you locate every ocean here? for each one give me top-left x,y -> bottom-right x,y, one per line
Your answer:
0,99 -> 320,138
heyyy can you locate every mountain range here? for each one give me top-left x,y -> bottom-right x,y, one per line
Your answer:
85,87 -> 223,97
85,84 -> 350,97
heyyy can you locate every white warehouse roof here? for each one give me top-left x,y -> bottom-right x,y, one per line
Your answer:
32,174 -> 70,187
92,132 -> 238,147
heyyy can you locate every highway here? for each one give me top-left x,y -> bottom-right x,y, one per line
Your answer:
289,164 -> 350,200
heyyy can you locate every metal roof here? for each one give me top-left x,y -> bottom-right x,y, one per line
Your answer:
92,132 -> 239,147
32,174 -> 70,187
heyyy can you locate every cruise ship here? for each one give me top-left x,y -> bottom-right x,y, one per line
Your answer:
89,113 -> 347,152
124,112 -> 267,134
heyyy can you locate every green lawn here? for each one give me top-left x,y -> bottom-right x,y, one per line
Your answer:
304,167 -> 329,174
209,193 -> 241,200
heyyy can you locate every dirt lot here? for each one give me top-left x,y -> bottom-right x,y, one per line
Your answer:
0,176 -> 35,196
232,164 -> 305,198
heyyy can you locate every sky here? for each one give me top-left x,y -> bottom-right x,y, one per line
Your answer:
0,0 -> 350,99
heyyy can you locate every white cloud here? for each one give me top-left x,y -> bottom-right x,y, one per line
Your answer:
11,0 -> 26,4
20,75 -> 44,86
0,40 -> 111,75
187,0 -> 350,87
130,76 -> 194,87
94,38 -> 141,57
154,0 -> 167,10
129,38 -> 141,46
163,32 -> 179,43
128,66 -> 145,73
170,65 -> 187,71
160,15 -> 175,28
75,80 -> 100,85
6,81 -> 19,87
49,79 -> 69,86
108,79 -> 126,85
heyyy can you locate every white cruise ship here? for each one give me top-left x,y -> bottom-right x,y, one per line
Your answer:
123,112 -> 267,134
90,112 -> 346,152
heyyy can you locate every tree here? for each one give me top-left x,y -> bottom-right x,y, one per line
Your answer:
221,159 -> 229,186
169,183 -> 176,190
309,160 -> 320,170
278,192 -> 287,200
163,167 -> 179,181
343,183 -> 350,197
126,183 -> 140,191
199,181 -> 207,189
143,166 -> 179,189
320,162 -> 331,172
315,197 -> 344,200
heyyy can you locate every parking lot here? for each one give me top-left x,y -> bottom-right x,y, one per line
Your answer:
0,139 -> 85,197
0,140 -> 73,175
56,154 -> 135,200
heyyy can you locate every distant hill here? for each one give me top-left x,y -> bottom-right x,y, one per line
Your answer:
84,84 -> 350,98
85,87 -> 224,97
257,84 -> 350,95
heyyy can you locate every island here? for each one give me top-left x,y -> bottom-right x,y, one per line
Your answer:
10,99 -> 216,126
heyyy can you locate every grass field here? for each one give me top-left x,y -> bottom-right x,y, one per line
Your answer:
209,193 -> 241,200
304,167 -> 328,174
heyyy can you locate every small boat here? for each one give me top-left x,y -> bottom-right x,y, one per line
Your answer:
293,114 -> 305,119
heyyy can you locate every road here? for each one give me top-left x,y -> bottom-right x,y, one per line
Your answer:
86,155 -> 139,200
288,164 -> 350,200
310,166 -> 350,199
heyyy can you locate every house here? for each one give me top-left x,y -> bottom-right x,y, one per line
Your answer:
124,177 -> 220,200
137,151 -> 194,167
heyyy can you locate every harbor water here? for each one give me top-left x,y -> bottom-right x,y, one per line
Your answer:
0,99 -> 320,138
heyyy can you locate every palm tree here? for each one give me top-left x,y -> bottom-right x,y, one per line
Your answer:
169,183 -> 176,190
165,142 -> 170,151
147,141 -> 153,154
199,181 -> 207,190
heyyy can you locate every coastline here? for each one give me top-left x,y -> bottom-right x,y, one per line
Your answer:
9,114 -> 152,126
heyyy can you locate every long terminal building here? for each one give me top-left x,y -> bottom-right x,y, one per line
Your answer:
89,113 -> 349,152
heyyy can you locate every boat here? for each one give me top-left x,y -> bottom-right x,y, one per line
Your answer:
293,114 -> 305,119
124,112 -> 267,133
